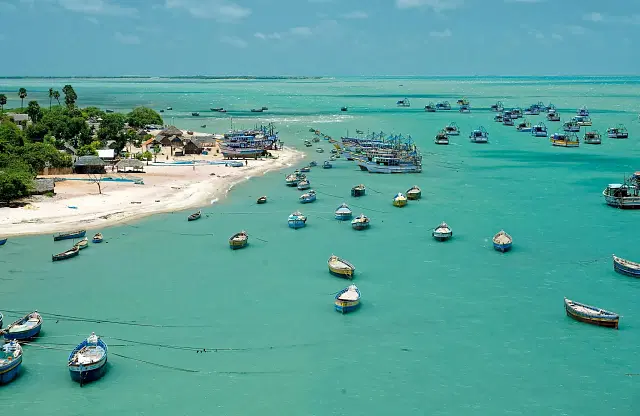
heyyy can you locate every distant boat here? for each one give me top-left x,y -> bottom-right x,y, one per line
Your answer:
564,298 -> 619,329
297,179 -> 311,190
494,113 -> 504,123
351,184 -> 366,197
435,130 -> 449,145
612,254 -> 640,278
607,124 -> 628,139
503,114 -> 514,126
328,255 -> 355,279
550,132 -> 579,147
510,108 -> 522,119
262,107 -> 268,111
68,332 -> 108,385
516,119 -> 532,132
406,186 -> 421,200
397,98 -> 410,107
492,230 -> 512,252
444,122 -> 460,136
456,98 -> 469,106
54,230 -> 86,241
459,103 -> 471,113
52,246 -> 80,262
257,196 -> 267,204
285,172 -> 303,186
603,180 -> 640,209
547,112 -> 561,122
299,190 -> 317,204
392,193 -> 407,207
73,237 -> 89,250
490,101 -> 504,112
576,106 -> 589,117
191,112 -> 200,116
2,311 -> 42,340
167,107 -> 173,110
200,124 -> 206,128
229,231 -> 249,250
531,123 -> 548,137
309,161 -> 318,167
105,109 -> 114,113
323,161 -> 332,169
583,130 -> 601,144
316,147 -> 324,153
92,233 -> 103,243
469,126 -> 489,143
0,340 -> 22,385
188,210 -> 202,221
523,106 -> 540,116
211,107 -> 224,112
335,203 -> 353,220
563,120 -> 581,132
424,102 -> 436,112
0,238 -> 6,246
341,107 -> 348,112
0,312 -> 3,329
251,108 -> 264,113
435,101 -> 451,111
288,211 -> 307,229
351,214 -> 370,230
312,137 -> 320,143
160,109 -> 164,113
334,285 -> 361,314
300,166 -> 311,172
572,115 -> 592,126
432,222 -> 453,241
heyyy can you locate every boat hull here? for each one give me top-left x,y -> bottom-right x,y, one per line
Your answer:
69,359 -> 107,384
300,196 -> 316,204
288,220 -> 306,229
393,199 -> 407,207
4,322 -> 42,340
613,259 -> 640,277
352,222 -> 369,231
229,241 -> 248,250
493,242 -> 512,252
335,213 -> 353,221
433,231 -> 452,241
358,163 -> 421,174
334,300 -> 360,314
603,193 -> 640,209
54,231 -> 86,241
0,238 -> 6,246
92,238 -> 103,243
329,269 -> 353,279
0,356 -> 22,385
351,188 -> 365,197
407,191 -> 421,200
565,306 -> 618,329
52,250 -> 79,262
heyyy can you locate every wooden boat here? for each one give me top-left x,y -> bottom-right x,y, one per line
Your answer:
0,340 -> 23,385
576,106 -> 589,117
550,132 -> 579,147
251,108 -> 264,113
92,233 -> 103,243
392,193 -> 407,207
0,238 -> 6,246
334,285 -> 361,314
68,332 -> 108,385
309,160 -> 318,166
494,113 -> 504,123
341,107 -> 348,112
469,127 -> 489,143
351,184 -> 366,197
396,98 -> 410,107
603,180 -> 640,209
523,105 -> 540,116
456,98 -> 469,106
285,173 -> 302,186
435,101 -> 451,111
299,190 -> 317,204
459,103 -> 471,113
612,254 -> 640,277
406,186 -> 421,200
316,147 -> 324,153
323,161 -> 332,169
73,237 -> 89,250
351,214 -> 370,230
2,311 -> 42,340
516,119 -> 532,132
200,124 -> 206,128
572,115 -> 592,126
607,124 -> 628,139
435,130 -> 449,145
444,122 -> 460,136
288,211 -> 307,229
492,230 -> 512,252
547,112 -> 561,122
300,166 -> 311,173
424,102 -> 436,112
563,120 -> 580,132
490,101 -> 504,112
328,255 -> 355,279
52,246 -> 80,262
510,108 -> 522,119
211,107 -> 224,112
54,230 -> 86,241
187,210 -> 202,221
297,179 -> 311,190
229,231 -> 249,249
531,123 -> 548,137
257,196 -> 267,204
583,130 -> 601,144
335,203 -> 353,220
167,107 -> 173,110
191,112 -> 200,116
564,298 -> 618,329
502,114 -> 514,126
432,222 -> 452,241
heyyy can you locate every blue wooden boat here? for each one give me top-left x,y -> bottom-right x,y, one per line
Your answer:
334,285 -> 361,314
299,190 -> 317,204
510,108 -> 522,119
490,101 -> 504,112
288,211 -> 307,229
351,184 -> 366,197
309,161 -> 318,167
435,101 -> 451,111
335,203 -> 353,220
2,311 -> 42,340
0,238 -> 6,246
323,161 -> 332,169
351,214 -> 370,230
444,122 -> 460,136
531,123 -> 548,137
229,231 -> 249,249
576,106 -> 589,117
492,230 -> 512,252
300,166 -> 311,173
0,340 -> 23,385
52,245 -> 80,262
53,230 -> 86,241
68,332 -> 108,385
469,127 -> 489,143
564,298 -> 618,329
612,255 -> 640,278
297,179 -> 311,190
0,312 -> 3,329
92,233 -> 103,243
503,114 -> 514,126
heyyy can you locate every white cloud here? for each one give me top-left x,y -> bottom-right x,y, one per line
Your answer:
582,12 -> 640,25
59,0 -> 138,16
114,32 -> 140,45
290,26 -> 313,36
504,0 -> 545,3
86,17 -> 99,24
395,0 -> 462,11
429,29 -> 452,37
254,32 -> 266,39
566,25 -> 586,35
254,32 -> 282,40
341,11 -> 368,19
551,33 -> 563,40
583,12 -> 603,22
165,0 -> 251,21
220,36 -> 248,48
0,1 -> 17,11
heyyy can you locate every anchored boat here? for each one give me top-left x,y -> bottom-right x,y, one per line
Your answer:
603,177 -> 640,209
494,113 -> 504,123
323,161 -> 332,169
2,311 -> 42,340
187,210 -> 201,221
469,126 -> 489,143
444,122 -> 460,136
459,103 -> 471,113
229,231 -> 249,249
288,211 -> 307,229
576,106 -> 589,117
516,119 -> 532,132
257,196 -> 267,204
503,113 -> 514,126
335,203 -> 353,220
351,214 -> 370,230
299,190 -> 317,204
612,254 -> 640,277
583,130 -> 601,144
432,222 -> 453,241
297,179 -> 311,190
523,105 -> 540,116
0,340 -> 22,385
492,230 -> 512,252
547,112 -> 561,122
52,246 -> 80,262
92,233 -> 103,243
53,230 -> 86,241
392,193 -> 407,207
564,298 -> 618,329
68,332 -> 108,385
424,102 -> 436,112
510,108 -> 522,119
491,101 -> 504,112
531,123 -> 548,137
563,120 -> 581,132
550,132 -> 579,147
0,238 -> 7,246
607,124 -> 628,139
73,237 -> 89,250
572,115 -> 592,126
435,101 -> 451,111
396,98 -> 410,107
351,184 -> 366,197
334,285 -> 361,314
328,255 -> 355,279
406,186 -> 421,200
435,130 -> 449,145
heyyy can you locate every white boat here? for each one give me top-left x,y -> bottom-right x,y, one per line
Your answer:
435,130 -> 449,145
444,122 -> 460,136
469,126 -> 489,143
432,222 -> 452,241
583,131 -> 601,144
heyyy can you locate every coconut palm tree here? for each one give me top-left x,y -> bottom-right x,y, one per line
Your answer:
18,88 -> 27,109
53,90 -> 61,105
49,88 -> 54,109
0,94 -> 7,112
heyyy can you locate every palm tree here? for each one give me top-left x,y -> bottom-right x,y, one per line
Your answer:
18,88 -> 27,109
0,94 -> 7,112
53,90 -> 61,105
49,88 -> 54,109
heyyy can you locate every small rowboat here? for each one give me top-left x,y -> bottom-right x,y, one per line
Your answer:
351,184 -> 366,197
351,214 -> 370,230
612,254 -> 640,277
309,161 -> 318,167
564,298 -> 619,329
257,196 -> 267,204
73,237 -> 89,250
444,122 -> 460,136
323,161 -> 332,169
0,312 -> 3,329
54,230 -> 86,241
68,332 -> 108,385
316,147 -> 325,153
392,193 -> 407,207
52,246 -> 80,262
92,233 -> 103,243
492,230 -> 512,252
432,222 -> 452,241
229,231 -> 248,250
187,210 -> 201,221
288,211 -> 307,229
0,340 -> 23,385
0,238 -> 6,246
406,186 -> 421,200
297,179 -> 311,190
300,166 -> 311,173
335,203 -> 353,220
2,311 -> 42,340
299,190 -> 317,204
334,285 -> 361,314
328,255 -> 355,279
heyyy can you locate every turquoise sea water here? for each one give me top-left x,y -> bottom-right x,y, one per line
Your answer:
1,77 -> 640,414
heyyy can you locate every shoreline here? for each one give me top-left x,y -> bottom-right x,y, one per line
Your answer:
0,146 -> 304,238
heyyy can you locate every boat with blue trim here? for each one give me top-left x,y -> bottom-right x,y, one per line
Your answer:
550,132 -> 579,147
490,101 -> 504,112
459,103 -> 471,113
516,119 -> 532,132
328,255 -> 355,279
564,298 -> 618,329
357,154 -> 422,174
572,115 -> 592,126
613,254 -> 640,277
323,161 -> 332,169
406,186 -> 421,200
531,123 -> 548,137
0,238 -> 6,246
432,222 -> 452,241
424,102 -> 436,112
494,113 -> 504,123
603,176 -> 640,209
563,120 -> 580,132
503,114 -> 514,126
229,231 -> 248,249
510,108 -> 522,119
92,233 -> 103,243
0,340 -> 22,385
576,106 -> 589,117
52,246 -> 80,262
607,124 -> 628,139
309,161 -> 318,167
436,101 -> 451,111
351,214 -> 370,230
470,126 -> 489,143
523,105 -> 540,116
285,172 -> 304,186
444,122 -> 460,136
351,184 -> 366,197
335,203 -> 353,220
68,332 -> 108,385
299,190 -> 317,204
288,211 -> 307,229
392,193 -> 407,207
73,237 -> 89,250
53,230 -> 86,241
547,111 -> 560,122
492,230 -> 512,252
2,311 -> 42,340
435,130 -> 449,145
396,98 -> 410,107
583,130 -> 601,144
334,285 -> 361,314
297,179 -> 311,190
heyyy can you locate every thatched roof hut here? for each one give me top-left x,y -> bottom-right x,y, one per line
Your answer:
184,139 -> 203,155
73,155 -> 106,174
157,125 -> 183,138
116,159 -> 145,173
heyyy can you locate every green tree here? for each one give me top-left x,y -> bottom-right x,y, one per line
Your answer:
0,94 -> 7,112
48,88 -> 54,109
0,121 -> 26,151
77,144 -> 99,156
62,84 -> 77,108
52,90 -> 61,105
26,101 -> 42,124
25,122 -> 49,141
126,106 -> 163,128
0,156 -> 34,203
141,151 -> 153,161
97,113 -> 127,152
17,142 -> 73,172
152,143 -> 160,162
18,88 -> 27,109
82,106 -> 106,120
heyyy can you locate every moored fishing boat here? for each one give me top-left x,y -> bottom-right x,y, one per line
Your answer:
607,124 -> 628,139
494,113 -> 504,123
0,340 -> 22,385
392,193 -> 407,207
191,112 -> 200,116
576,106 -> 589,117
316,147 -> 324,153
396,98 -> 410,107
0,312 -> 3,329
53,230 -> 86,241
550,132 -> 579,147
436,101 -> 451,110
531,123 -> 548,137
435,130 -> 449,145
490,101 -> 504,112
351,184 -> 366,197
92,233 -> 103,243
502,114 -> 514,126
469,126 -> 489,143
444,122 -> 460,136
516,119 -> 532,132
297,179 -> 311,190
603,178 -> 640,209
564,298 -> 618,329
323,161 -> 332,169
68,332 -> 108,385
612,254 -> 640,277
547,112 -> 561,122
563,120 -> 581,132
300,166 -> 311,173
572,115 -> 592,126
406,186 -> 421,200
187,210 -> 201,221
73,237 -> 89,250
523,105 -> 540,116
309,160 -> 318,166
351,214 -> 370,230
304,140 -> 312,147
285,172 -> 302,186
328,255 -> 355,279
432,222 -> 452,241
299,190 -> 317,204
583,130 -> 601,144
424,102 -> 436,112
335,203 -> 353,220
457,98 -> 469,106
52,246 -> 80,262
257,196 -> 267,204
459,103 -> 471,113
510,108 -> 522,119
334,285 -> 361,314
0,238 -> 6,246
2,311 -> 42,340
288,211 -> 307,229
492,230 -> 512,252
229,231 -> 249,249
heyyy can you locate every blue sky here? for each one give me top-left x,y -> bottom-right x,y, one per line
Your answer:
0,0 -> 638,76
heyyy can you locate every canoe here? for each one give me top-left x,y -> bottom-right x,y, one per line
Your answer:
564,298 -> 619,329
52,246 -> 80,262
492,230 -> 512,252
406,186 -> 421,200
288,211 -> 307,229
0,238 -> 6,246
68,332 -> 108,385
432,222 -> 452,241
392,193 -> 407,207
351,214 -> 370,230
188,210 -> 201,221
299,190 -> 317,204
0,340 -> 23,385
328,255 -> 355,279
53,230 -> 86,241
92,233 -> 103,243
351,184 -> 366,197
257,196 -> 267,204
335,203 -> 353,220
229,231 -> 249,249
2,311 -> 42,340
300,166 -> 311,173
612,254 -> 640,278
334,285 -> 361,314
74,237 -> 89,250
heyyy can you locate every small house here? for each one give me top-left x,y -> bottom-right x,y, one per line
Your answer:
115,159 -> 145,173
97,149 -> 115,162
184,139 -> 203,155
73,155 -> 106,174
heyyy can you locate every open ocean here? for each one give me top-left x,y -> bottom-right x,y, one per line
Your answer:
1,77 -> 639,415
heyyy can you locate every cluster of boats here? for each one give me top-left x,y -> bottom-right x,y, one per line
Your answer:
423,98 -> 470,112
219,124 -> 280,160
338,131 -> 423,174
433,123 -> 488,145
51,230 -> 103,262
603,172 -> 640,209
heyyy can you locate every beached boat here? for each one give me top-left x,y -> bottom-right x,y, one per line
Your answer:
328,255 -> 355,279
564,298 -> 619,329
432,222 -> 452,241
424,102 -> 436,112
576,106 -> 589,117
397,98 -> 410,107
229,231 -> 249,249
351,184 -> 366,197
0,238 -> 7,246
2,311 -> 42,340
563,120 -> 580,132
299,190 -> 317,204
406,186 -> 421,200
309,160 -> 318,166
607,125 -> 628,139
191,112 -> 200,116
494,113 -> 504,123
502,114 -> 514,126
444,122 -> 460,136
341,106 -> 348,112
491,101 -> 504,112
68,332 -> 108,385
257,196 -> 267,204
603,178 -> 640,209
492,230 -> 512,252
435,130 -> 449,145
251,108 -> 264,113
335,203 -> 353,220
510,108 -> 522,119
351,214 -> 370,230
547,112 -> 561,122
297,179 -> 311,190
52,246 -> 80,262
54,230 -> 86,241
288,211 -> 307,229
531,123 -> 548,137
436,101 -> 451,111
392,193 -> 407,207
550,132 -> 579,147
612,254 -> 640,277
0,340 -> 22,385
73,237 -> 89,250
516,119 -> 532,132
323,161 -> 332,169
334,285 -> 361,314
583,130 -> 601,144
92,233 -> 103,243
188,210 -> 201,221
573,115 -> 592,126
470,126 -> 489,143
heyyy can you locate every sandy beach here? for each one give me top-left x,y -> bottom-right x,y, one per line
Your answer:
0,141 -> 303,237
